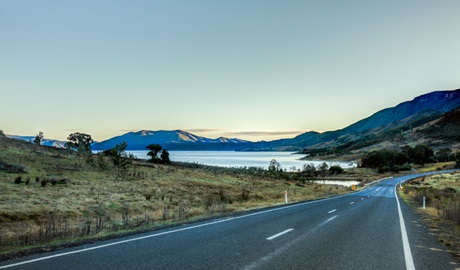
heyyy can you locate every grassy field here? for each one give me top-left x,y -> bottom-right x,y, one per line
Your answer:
0,137 -> 363,257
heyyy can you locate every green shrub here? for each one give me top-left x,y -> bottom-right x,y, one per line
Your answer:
14,176 -> 22,184
329,165 -> 344,175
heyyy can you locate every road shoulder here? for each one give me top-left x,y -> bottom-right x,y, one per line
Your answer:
398,193 -> 458,270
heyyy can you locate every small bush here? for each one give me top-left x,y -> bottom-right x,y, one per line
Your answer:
329,166 -> 344,175
35,176 -> 40,182
392,164 -> 412,172
25,177 -> 30,185
14,176 -> 22,184
219,189 -> 231,203
41,179 -> 47,187
241,189 -> 250,202
1,161 -> 26,174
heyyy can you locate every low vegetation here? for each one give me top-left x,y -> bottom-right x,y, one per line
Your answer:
0,136 -> 358,257
401,172 -> 460,261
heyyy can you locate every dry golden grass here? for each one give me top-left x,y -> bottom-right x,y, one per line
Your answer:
0,137 -> 353,254
413,161 -> 456,173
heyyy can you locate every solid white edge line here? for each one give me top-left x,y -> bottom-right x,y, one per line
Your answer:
394,184 -> 416,270
0,182 -> 379,269
266,229 -> 294,241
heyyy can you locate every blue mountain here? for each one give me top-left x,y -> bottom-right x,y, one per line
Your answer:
265,89 -> 460,150
91,130 -> 251,150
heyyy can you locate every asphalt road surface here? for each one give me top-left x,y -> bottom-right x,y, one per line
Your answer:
1,171 -> 457,270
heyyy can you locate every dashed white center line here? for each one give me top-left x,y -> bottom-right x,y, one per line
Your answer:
361,198 -> 364,200
328,209 -> 337,214
349,202 -> 355,205
266,229 -> 294,241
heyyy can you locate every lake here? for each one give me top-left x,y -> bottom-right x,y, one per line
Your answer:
126,151 -> 356,170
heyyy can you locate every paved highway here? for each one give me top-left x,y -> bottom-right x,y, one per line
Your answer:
0,172 -> 457,269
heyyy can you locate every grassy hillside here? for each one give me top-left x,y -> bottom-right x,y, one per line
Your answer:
301,106 -> 460,160
0,136 -> 357,256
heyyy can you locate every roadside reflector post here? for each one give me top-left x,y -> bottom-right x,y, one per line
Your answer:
423,196 -> 426,209
285,190 -> 288,204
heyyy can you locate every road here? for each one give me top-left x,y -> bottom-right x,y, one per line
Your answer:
0,172 -> 457,270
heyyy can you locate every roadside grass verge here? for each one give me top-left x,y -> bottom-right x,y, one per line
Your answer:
413,162 -> 456,173
399,172 -> 460,262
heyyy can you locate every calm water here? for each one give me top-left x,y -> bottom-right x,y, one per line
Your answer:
127,151 -> 356,170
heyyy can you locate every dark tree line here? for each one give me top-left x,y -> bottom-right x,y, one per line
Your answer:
361,144 -> 438,172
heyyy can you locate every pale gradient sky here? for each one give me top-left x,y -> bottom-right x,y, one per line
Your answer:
1,0 -> 459,142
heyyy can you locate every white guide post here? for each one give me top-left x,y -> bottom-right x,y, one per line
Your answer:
285,190 -> 288,204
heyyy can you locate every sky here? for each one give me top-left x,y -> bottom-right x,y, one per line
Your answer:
1,0 -> 459,142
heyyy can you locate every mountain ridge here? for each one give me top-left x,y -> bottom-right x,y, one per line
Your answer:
10,88 -> 460,152
91,130 -> 252,150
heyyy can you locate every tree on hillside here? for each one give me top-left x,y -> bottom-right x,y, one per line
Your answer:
160,149 -> 171,164
318,162 -> 329,177
412,144 -> 434,166
146,144 -> 163,163
329,165 -> 344,175
436,148 -> 453,162
401,145 -> 414,161
34,131 -> 44,145
302,164 -> 317,177
268,159 -> 282,172
66,132 -> 93,156
107,141 -> 133,178
0,130 -> 5,137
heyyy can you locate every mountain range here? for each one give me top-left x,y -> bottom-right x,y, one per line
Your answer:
91,88 -> 460,152
91,130 -> 251,151
9,88 -> 460,153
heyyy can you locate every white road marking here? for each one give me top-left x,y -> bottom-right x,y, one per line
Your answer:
319,215 -> 338,226
349,202 -> 355,205
266,229 -> 294,241
328,209 -> 337,214
361,198 -> 364,200
394,185 -> 415,270
245,215 -> 338,270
